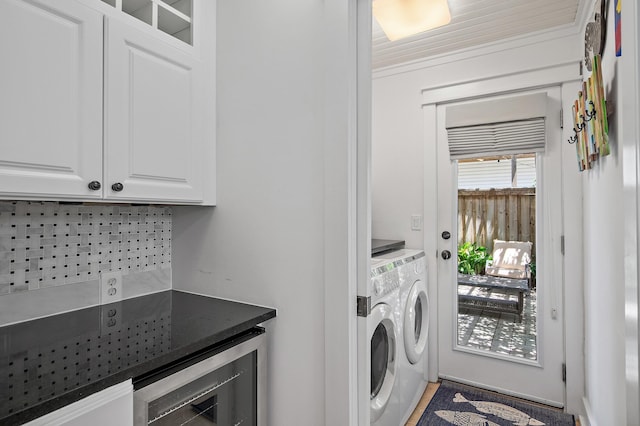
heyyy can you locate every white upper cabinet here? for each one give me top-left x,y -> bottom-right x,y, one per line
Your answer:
0,0 -> 103,200
104,17 -> 204,203
0,0 -> 215,205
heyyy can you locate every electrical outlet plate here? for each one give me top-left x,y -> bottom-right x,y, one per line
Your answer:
100,303 -> 122,335
100,271 -> 123,304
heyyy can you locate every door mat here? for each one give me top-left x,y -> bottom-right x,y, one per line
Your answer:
417,380 -> 574,426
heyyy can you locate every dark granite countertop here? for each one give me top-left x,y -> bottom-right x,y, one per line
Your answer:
371,238 -> 405,255
0,290 -> 276,425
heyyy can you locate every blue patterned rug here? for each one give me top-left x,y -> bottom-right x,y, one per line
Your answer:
417,380 -> 574,426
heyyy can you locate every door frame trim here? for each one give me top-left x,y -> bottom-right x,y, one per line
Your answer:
422,62 -> 584,414
622,1 -> 640,424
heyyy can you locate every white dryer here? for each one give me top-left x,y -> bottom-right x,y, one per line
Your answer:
398,250 -> 429,420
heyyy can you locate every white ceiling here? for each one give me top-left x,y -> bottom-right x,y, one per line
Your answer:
372,0 -> 585,69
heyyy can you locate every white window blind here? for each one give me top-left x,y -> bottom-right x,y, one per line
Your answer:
447,118 -> 545,160
445,93 -> 547,160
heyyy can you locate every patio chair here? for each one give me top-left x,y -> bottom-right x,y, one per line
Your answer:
457,240 -> 533,320
485,239 -> 533,289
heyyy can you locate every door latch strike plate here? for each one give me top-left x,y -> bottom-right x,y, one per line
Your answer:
357,296 -> 371,317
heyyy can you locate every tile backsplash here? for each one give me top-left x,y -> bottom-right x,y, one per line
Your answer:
0,201 -> 171,296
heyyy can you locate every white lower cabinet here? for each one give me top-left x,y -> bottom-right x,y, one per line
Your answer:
25,380 -> 133,426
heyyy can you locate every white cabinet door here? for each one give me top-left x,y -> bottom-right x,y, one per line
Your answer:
24,380 -> 133,426
104,18 -> 205,203
0,0 -> 103,199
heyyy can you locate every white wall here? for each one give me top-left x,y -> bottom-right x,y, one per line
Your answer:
582,142 -> 625,424
172,1 -> 359,425
621,1 -> 640,421
581,0 -> 635,424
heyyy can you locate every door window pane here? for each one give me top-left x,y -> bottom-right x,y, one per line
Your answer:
456,154 -> 538,361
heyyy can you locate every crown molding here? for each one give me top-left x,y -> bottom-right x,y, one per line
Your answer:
373,0 -> 591,79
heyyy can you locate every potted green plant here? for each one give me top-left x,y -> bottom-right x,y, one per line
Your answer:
457,242 -> 492,275
527,260 -> 536,289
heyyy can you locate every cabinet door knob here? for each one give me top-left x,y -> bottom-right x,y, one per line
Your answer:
88,181 -> 101,191
111,183 -> 124,192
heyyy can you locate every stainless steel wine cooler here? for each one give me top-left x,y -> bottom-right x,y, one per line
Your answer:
133,329 -> 266,426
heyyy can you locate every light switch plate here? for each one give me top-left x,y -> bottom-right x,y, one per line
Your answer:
411,214 -> 423,231
100,271 -> 123,304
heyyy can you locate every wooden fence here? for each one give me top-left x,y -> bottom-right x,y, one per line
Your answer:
458,188 -> 536,254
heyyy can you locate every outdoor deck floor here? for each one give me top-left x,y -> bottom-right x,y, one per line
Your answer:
457,289 -> 537,360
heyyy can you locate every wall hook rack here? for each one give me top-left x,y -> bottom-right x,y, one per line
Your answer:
568,101 -> 597,144
571,54 -> 610,171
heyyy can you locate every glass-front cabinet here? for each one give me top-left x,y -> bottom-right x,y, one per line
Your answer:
101,0 -> 193,45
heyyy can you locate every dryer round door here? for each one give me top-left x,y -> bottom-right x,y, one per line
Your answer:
369,303 -> 397,422
404,279 -> 429,364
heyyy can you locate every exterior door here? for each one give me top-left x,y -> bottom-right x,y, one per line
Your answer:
104,18 -> 204,203
436,87 -> 566,406
0,0 -> 103,200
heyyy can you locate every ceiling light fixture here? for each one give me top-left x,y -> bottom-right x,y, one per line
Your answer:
373,0 -> 451,41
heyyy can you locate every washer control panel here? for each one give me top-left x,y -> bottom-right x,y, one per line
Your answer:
371,271 -> 400,298
414,257 -> 425,275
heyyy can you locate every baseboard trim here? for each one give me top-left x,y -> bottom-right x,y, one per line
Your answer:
582,396 -> 596,426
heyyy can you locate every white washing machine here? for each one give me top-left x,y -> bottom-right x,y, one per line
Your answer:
369,255 -> 402,426
371,249 -> 429,425
398,250 -> 429,421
